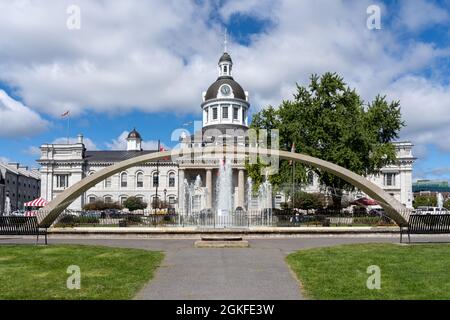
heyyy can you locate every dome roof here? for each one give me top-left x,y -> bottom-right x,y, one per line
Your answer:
127,128 -> 141,140
219,52 -> 232,63
204,76 -> 246,101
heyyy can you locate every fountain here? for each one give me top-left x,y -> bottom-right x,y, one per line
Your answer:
216,158 -> 233,217
437,193 -> 444,209
183,175 -> 207,215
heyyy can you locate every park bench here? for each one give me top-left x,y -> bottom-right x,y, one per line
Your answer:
400,214 -> 450,243
0,216 -> 48,244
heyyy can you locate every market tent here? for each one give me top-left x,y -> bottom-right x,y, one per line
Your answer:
23,197 -> 47,207
351,197 -> 378,207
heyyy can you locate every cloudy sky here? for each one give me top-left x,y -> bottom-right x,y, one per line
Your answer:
0,0 -> 449,181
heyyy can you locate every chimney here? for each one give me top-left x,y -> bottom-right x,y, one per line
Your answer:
77,134 -> 84,144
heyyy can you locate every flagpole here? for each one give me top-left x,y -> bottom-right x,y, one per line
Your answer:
155,139 -> 160,208
67,114 -> 70,144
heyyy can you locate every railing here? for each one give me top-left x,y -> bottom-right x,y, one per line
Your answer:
51,209 -> 396,229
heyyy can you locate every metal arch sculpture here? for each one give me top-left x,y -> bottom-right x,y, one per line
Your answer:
37,147 -> 410,227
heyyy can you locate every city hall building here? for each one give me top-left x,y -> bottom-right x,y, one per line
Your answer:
38,51 -> 416,212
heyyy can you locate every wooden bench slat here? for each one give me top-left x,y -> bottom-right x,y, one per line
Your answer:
0,216 -> 47,244
401,214 -> 450,243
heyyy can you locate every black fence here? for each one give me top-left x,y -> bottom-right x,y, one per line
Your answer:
52,210 -> 395,228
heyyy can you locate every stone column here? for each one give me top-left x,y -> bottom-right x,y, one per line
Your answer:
206,169 -> 212,208
178,169 -> 185,213
238,169 -> 245,208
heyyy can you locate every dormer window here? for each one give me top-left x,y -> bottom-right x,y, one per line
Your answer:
223,65 -> 228,75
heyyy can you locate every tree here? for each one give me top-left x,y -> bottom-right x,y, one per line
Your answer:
444,199 -> 450,210
249,73 -> 404,209
413,195 -> 437,208
123,197 -> 147,212
293,192 -> 326,211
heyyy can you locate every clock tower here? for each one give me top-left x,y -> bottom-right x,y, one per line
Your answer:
201,51 -> 250,142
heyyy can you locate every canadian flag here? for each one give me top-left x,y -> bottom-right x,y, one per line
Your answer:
160,145 -> 170,160
61,110 -> 70,118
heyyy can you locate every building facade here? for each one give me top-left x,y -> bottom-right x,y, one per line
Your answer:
0,162 -> 41,214
38,51 -> 416,211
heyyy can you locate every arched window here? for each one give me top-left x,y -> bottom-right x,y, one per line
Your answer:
152,172 -> 159,187
169,172 -> 175,187
136,172 -> 144,188
121,172 -> 128,188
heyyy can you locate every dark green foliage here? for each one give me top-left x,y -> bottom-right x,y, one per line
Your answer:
413,195 -> 437,208
248,73 -> 404,208
123,196 -> 148,212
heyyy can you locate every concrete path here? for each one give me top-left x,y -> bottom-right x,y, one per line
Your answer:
135,247 -> 302,300
2,235 -> 449,300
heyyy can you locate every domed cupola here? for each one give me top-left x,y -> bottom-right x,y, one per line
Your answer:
127,128 -> 142,151
201,50 -> 250,131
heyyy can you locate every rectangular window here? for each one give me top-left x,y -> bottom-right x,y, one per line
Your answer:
56,175 -> 69,189
153,174 -> 159,187
121,174 -> 127,188
233,107 -> 239,120
169,196 -> 176,204
212,107 -> 218,120
242,109 -> 246,122
169,174 -> 175,187
104,197 -> 112,204
88,196 -> 96,204
104,177 -> 112,188
137,174 -> 144,188
384,173 -> 396,186
222,106 -> 228,119
120,197 -> 127,205
205,109 -> 209,123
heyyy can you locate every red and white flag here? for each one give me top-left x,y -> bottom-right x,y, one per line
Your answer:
61,110 -> 70,118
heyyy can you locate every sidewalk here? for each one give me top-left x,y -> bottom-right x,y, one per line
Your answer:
135,247 -> 303,300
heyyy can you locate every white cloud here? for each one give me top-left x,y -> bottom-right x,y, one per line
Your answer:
52,137 -> 98,150
0,90 -> 48,137
0,0 -> 449,160
396,0 -> 449,31
106,131 -> 167,150
23,146 -> 41,156
387,76 -> 450,152
0,156 -> 11,164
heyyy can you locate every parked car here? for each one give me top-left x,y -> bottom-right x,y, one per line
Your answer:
104,209 -> 124,219
81,211 -> 102,218
10,210 -> 25,216
369,208 -> 385,217
415,207 -> 449,215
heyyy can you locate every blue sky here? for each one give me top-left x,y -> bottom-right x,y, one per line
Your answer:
0,0 -> 449,182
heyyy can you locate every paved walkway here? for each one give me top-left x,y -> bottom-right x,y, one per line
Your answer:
135,247 -> 302,300
1,235 -> 448,300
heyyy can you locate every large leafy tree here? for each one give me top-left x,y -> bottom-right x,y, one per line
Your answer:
248,73 -> 404,208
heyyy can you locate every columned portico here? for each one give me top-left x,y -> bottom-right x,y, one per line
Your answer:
238,169 -> 245,208
206,169 -> 212,208
178,169 -> 185,212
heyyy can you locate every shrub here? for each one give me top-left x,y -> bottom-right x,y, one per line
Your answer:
413,195 -> 437,208
123,197 -> 147,212
83,200 -> 122,211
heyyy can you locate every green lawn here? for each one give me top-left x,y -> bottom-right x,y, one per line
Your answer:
0,245 -> 164,300
286,243 -> 450,300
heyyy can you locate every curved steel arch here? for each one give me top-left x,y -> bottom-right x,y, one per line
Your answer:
38,147 -> 410,227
